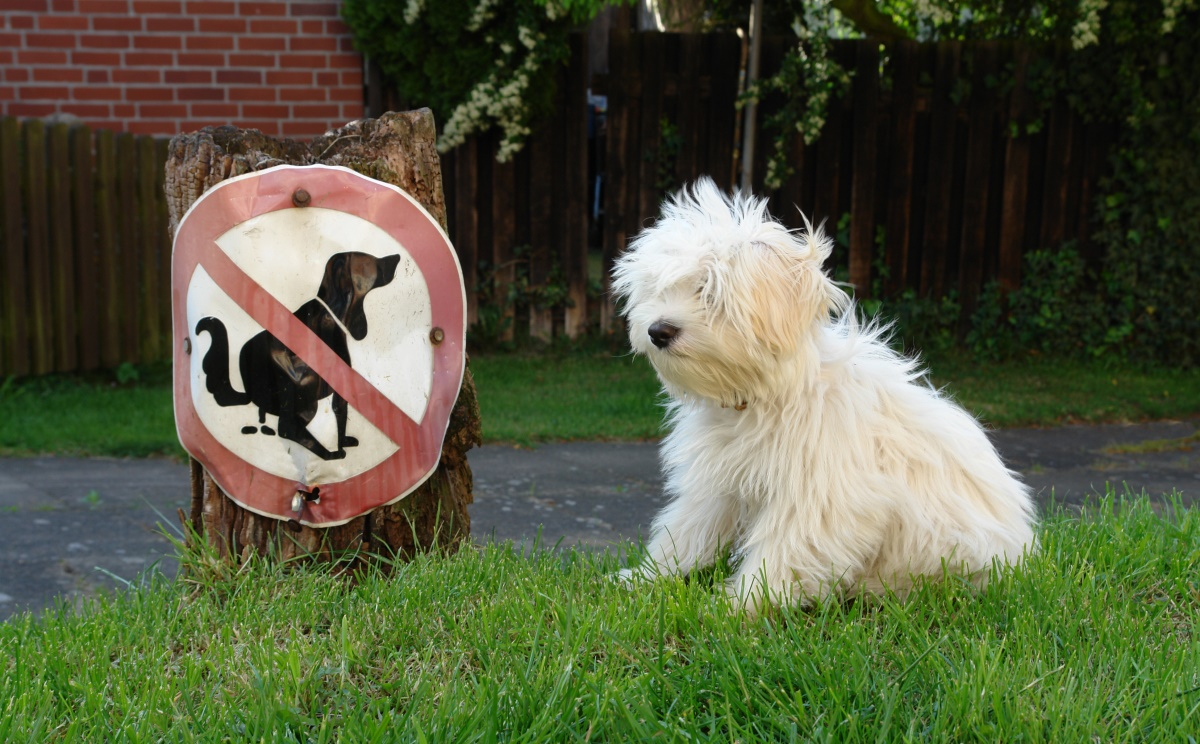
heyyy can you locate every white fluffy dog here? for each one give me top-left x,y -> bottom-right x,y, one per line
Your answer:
613,178 -> 1035,611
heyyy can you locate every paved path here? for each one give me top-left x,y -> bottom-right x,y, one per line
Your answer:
2,418 -> 1196,620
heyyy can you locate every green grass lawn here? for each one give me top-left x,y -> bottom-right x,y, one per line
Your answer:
1,496 -> 1197,740
0,350 -> 1197,457
0,364 -> 182,459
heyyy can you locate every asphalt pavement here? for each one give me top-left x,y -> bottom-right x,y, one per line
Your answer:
1,417 -> 1197,621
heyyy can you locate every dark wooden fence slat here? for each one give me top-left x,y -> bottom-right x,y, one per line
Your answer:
1076,122 -> 1114,264
137,135 -> 162,362
71,125 -> 100,370
676,33 -> 702,185
454,137 -> 479,328
760,35 -> 804,213
810,42 -> 856,255
999,44 -> 1034,292
848,42 -> 880,296
1061,106 -> 1086,246
24,120 -> 54,375
957,42 -> 1000,324
528,107 -> 555,342
48,123 -> 78,372
884,40 -> 920,295
155,137 -> 171,361
687,33 -> 714,191
707,33 -> 741,192
116,132 -> 139,363
601,28 -> 638,332
749,36 -> 778,201
1040,49 -> 1074,250
491,148 -> 517,343
635,33 -> 666,226
94,129 -> 122,368
544,66 -> 567,339
920,42 -> 961,298
0,117 -> 28,376
563,32 -> 589,337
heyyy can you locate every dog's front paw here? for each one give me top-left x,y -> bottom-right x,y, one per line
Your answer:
612,566 -> 655,587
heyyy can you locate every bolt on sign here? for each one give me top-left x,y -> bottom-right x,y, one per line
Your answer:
172,165 -> 466,527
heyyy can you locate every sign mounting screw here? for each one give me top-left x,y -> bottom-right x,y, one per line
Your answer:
292,188 -> 311,207
430,327 -> 445,345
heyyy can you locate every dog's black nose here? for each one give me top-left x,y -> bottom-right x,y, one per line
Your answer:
648,321 -> 680,349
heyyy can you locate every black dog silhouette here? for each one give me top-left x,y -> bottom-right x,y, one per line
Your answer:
195,251 -> 401,461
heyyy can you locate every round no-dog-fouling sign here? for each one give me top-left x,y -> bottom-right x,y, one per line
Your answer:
172,165 -> 466,527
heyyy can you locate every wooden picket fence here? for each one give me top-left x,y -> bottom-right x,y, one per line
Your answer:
436,32 -> 744,339
439,33 -> 1114,341
440,34 -> 594,341
600,31 -> 743,330
600,34 -> 1115,328
1,34 -> 1118,376
0,117 -> 171,377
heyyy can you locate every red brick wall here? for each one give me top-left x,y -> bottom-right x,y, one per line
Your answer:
0,0 -> 365,139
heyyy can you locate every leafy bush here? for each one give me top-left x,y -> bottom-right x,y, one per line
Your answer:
967,246 -> 1117,361
341,0 -> 577,159
1057,4 -> 1200,367
801,3 -> 1200,368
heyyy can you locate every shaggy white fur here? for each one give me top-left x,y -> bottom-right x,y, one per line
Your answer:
612,178 -> 1036,611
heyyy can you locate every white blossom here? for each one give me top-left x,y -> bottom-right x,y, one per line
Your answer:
1163,0 -> 1197,34
911,0 -> 954,26
467,0 -> 502,32
402,0 -> 423,25
518,25 -> 539,50
1072,0 -> 1107,49
438,46 -> 546,161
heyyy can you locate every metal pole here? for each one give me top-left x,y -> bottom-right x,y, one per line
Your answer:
739,0 -> 764,192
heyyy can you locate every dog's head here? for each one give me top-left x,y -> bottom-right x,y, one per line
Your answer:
319,252 -> 401,341
612,178 -> 845,406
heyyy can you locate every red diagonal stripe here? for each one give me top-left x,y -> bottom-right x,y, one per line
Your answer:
198,240 -> 421,449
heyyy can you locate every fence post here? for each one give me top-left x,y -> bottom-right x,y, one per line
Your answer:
116,133 -> 140,364
957,42 -> 1000,329
137,135 -> 162,362
0,118 -> 29,376
72,125 -> 100,371
999,43 -> 1034,294
94,129 -> 123,369
848,42 -> 880,297
920,41 -> 961,299
24,120 -> 54,375
884,41 -> 920,296
47,124 -> 78,372
453,137 -> 479,330
562,32 -> 589,337
601,28 -> 636,334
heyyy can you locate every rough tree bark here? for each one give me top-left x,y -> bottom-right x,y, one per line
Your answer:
165,109 -> 481,564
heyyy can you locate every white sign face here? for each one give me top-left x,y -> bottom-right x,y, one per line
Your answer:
187,208 -> 432,484
172,165 -> 467,527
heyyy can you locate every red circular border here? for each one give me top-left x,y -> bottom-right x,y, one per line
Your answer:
172,165 -> 466,527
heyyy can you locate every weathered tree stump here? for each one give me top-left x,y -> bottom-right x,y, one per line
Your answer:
165,110 -> 481,564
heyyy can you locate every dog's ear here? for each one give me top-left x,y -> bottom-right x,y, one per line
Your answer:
374,254 -> 401,288
318,252 -> 372,340
318,253 -> 352,314
723,235 -> 838,356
